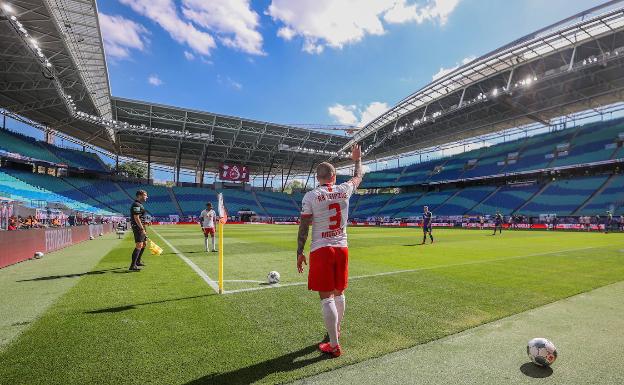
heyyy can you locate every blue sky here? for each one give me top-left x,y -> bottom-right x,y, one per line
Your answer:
7,0 -> 607,182
97,0 -> 603,126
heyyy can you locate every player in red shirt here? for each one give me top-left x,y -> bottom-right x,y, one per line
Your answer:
297,144 -> 363,358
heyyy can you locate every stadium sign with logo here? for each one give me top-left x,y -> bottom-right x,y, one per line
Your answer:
218,163 -> 249,182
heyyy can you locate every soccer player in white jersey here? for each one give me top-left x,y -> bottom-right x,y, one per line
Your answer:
199,202 -> 218,252
297,144 -> 363,358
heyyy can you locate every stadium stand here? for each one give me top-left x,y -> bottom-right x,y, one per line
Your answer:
461,140 -> 524,179
393,189 -> 459,218
549,118 -> 624,168
0,170 -> 112,215
1,117 -> 623,220
396,160 -> 436,186
376,191 -> 422,217
351,194 -> 395,217
435,186 -> 498,215
577,174 -> 624,215
117,183 -> 180,217
360,167 -> 402,188
0,129 -> 61,164
216,189 -> 266,215
0,129 -> 108,171
521,176 -> 610,216
39,143 -> 108,172
254,191 -> 300,217
4,169 -> 105,210
290,192 -> 304,210
470,184 -> 541,215
504,127 -> 579,173
64,177 -> 133,214
172,186 -> 219,217
347,194 -> 361,216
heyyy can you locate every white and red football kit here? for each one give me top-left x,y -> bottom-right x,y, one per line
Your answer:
301,181 -> 357,291
199,209 -> 217,236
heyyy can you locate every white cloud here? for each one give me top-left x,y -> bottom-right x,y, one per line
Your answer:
277,26 -> 296,41
329,104 -> 359,126
359,102 -> 390,126
384,0 -> 460,25
432,55 -> 475,80
181,0 -> 265,55
217,75 -> 242,90
267,0 -> 388,54
99,13 -> 149,59
267,0 -> 462,54
183,50 -> 195,60
328,102 -> 389,127
119,0 -> 216,56
148,74 -> 163,86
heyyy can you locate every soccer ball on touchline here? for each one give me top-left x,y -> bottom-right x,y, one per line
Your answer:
267,271 -> 280,284
527,337 -> 557,367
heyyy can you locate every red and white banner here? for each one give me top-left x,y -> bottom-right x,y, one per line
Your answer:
218,164 -> 249,182
0,224 -> 113,269
554,223 -> 603,230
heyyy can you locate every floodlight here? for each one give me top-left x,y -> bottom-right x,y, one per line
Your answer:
2,3 -> 14,13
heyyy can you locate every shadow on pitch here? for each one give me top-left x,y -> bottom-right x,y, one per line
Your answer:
520,362 -> 553,378
85,293 -> 216,314
17,267 -> 124,282
183,344 -> 328,385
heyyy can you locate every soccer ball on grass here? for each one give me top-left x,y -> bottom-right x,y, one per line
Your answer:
527,338 -> 557,367
267,271 -> 280,284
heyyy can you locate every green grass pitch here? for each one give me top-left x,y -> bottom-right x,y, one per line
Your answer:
0,225 -> 623,384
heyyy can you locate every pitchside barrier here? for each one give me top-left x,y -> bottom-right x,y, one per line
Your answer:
150,221 -> 610,231
0,223 -> 114,269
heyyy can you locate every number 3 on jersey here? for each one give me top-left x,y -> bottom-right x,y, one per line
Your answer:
328,203 -> 342,230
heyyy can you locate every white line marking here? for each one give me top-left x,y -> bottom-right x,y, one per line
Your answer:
151,228 -> 220,294
223,245 -> 607,295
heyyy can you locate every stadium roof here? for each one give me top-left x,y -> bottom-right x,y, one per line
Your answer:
0,0 -> 349,176
0,0 -> 113,146
2,1 -> 624,177
110,97 -> 350,175
341,1 -> 624,160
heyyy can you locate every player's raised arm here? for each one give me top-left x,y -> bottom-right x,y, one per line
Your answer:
348,144 -> 363,189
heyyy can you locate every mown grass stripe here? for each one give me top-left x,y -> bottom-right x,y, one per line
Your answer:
151,227 -> 220,293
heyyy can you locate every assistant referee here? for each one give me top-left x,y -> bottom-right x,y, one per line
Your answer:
130,189 -> 149,271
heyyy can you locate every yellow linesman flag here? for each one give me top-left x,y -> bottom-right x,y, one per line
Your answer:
149,239 -> 163,255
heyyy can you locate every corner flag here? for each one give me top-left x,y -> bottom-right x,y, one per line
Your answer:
217,192 -> 228,223
217,193 -> 226,294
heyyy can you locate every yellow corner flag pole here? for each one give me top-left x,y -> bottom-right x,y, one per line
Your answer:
218,221 -> 224,294
217,192 -> 227,294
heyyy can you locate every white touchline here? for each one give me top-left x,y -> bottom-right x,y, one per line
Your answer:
151,228 -> 220,294
223,245 -> 610,295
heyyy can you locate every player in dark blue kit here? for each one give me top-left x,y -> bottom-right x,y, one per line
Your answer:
420,206 -> 434,244
605,211 -> 613,233
492,211 -> 503,235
